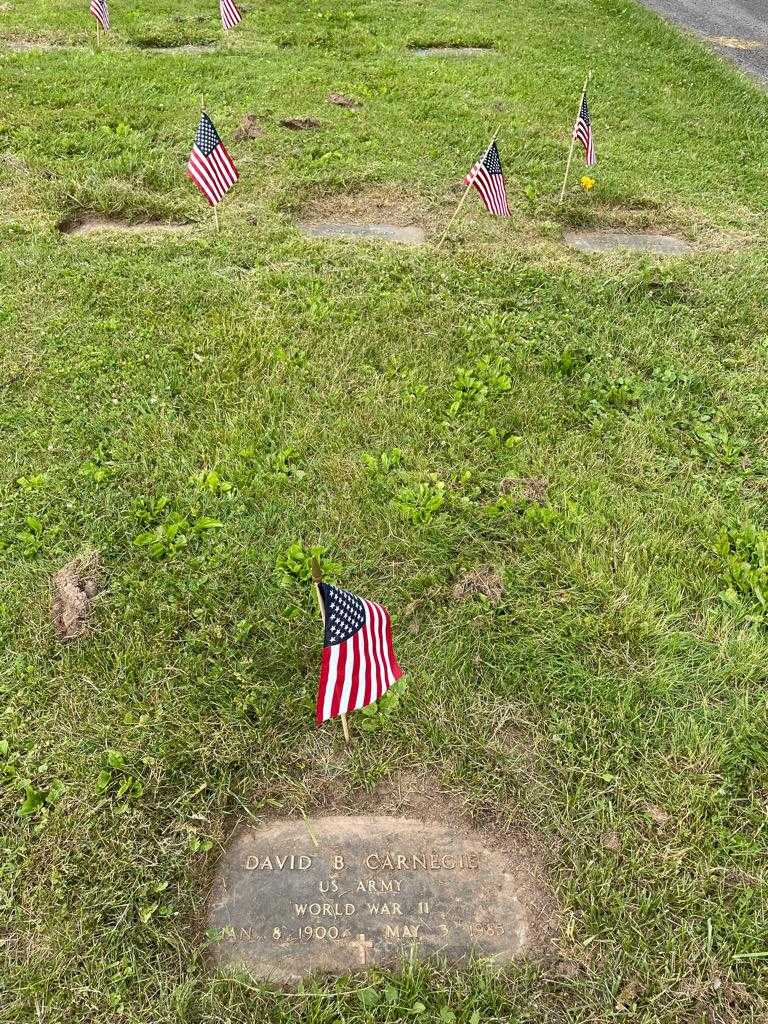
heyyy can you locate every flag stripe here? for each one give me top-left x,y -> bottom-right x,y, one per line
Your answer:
316,646 -> 332,724
379,604 -> 394,690
322,644 -> 339,722
90,0 -> 109,30
384,611 -> 402,684
339,635 -> 355,717
220,0 -> 242,29
361,599 -> 379,701
351,629 -> 366,712
360,610 -> 373,710
369,599 -> 387,700
330,641 -> 347,720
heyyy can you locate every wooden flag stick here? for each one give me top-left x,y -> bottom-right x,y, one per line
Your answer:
96,22 -> 100,49
559,71 -> 592,205
436,122 -> 502,250
311,558 -> 350,744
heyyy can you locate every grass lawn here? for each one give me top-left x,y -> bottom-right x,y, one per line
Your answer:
2,0 -> 768,1021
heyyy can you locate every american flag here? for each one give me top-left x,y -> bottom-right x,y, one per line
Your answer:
220,0 -> 242,30
90,0 -> 109,31
464,140 -> 510,218
573,94 -> 596,166
316,583 -> 403,724
186,113 -> 239,206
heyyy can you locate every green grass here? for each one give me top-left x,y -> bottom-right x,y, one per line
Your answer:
2,0 -> 768,1021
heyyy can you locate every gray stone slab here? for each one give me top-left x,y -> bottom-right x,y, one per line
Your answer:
207,816 -> 533,983
60,217 -> 194,237
1,41 -> 79,51
135,44 -> 217,53
565,230 -> 693,255
411,46 -> 492,57
298,222 -> 425,245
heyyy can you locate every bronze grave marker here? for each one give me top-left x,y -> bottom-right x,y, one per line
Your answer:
207,815 -> 535,982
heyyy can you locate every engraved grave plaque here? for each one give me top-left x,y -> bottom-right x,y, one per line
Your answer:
208,816 -> 534,982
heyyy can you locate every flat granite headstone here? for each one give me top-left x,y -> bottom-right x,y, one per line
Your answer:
208,816 -> 532,982
132,43 -> 218,53
565,230 -> 692,255
411,46 -> 492,57
298,222 -> 425,245
60,217 -> 194,237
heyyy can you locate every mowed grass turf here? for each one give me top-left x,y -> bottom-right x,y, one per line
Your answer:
2,0 -> 768,1021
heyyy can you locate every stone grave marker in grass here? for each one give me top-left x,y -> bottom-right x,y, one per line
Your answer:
298,221 -> 426,245
409,43 -> 494,57
58,213 -> 195,237
207,815 -> 546,982
564,229 -> 693,254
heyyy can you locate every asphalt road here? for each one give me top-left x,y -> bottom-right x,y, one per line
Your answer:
638,0 -> 768,83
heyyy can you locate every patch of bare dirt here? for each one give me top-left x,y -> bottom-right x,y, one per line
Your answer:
600,831 -> 621,852
707,35 -> 763,51
327,92 -> 362,109
615,977 -> 644,1010
643,803 -> 671,826
677,974 -> 763,1021
452,567 -> 504,605
232,113 -> 264,141
52,553 -> 103,640
720,867 -> 762,889
500,476 -> 549,502
298,188 -> 426,230
58,213 -> 194,237
280,117 -> 321,131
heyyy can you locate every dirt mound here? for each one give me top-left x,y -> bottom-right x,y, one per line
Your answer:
452,567 -> 504,605
52,553 -> 103,640
327,92 -> 362,109
500,477 -> 549,502
280,117 -> 321,130
233,113 -> 264,141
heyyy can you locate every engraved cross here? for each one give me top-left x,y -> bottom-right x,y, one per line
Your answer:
350,932 -> 373,965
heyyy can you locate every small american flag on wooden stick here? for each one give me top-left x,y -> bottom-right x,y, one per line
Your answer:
187,112 -> 239,207
315,581 -> 403,726
90,0 -> 109,31
559,71 -> 595,203
464,139 -> 511,218
220,0 -> 242,30
573,93 -> 596,166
